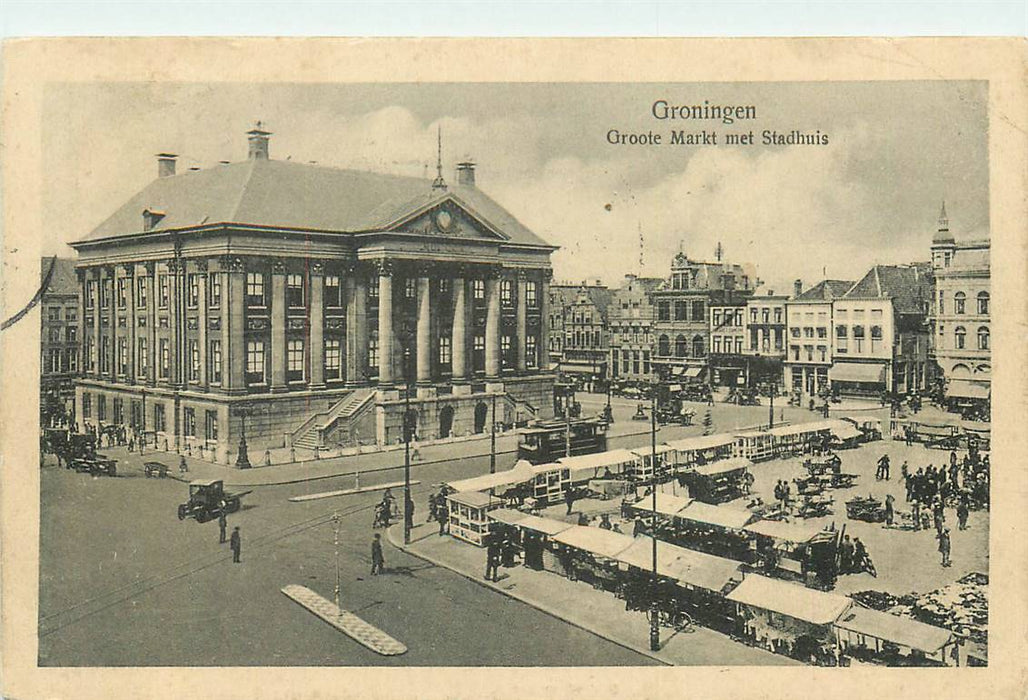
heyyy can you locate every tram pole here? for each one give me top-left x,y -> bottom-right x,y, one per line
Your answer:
333,511 -> 341,613
649,388 -> 660,652
490,392 -> 497,474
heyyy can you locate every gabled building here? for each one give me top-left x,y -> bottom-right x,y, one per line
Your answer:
549,280 -> 612,391
832,263 -> 932,396
40,257 -> 81,426
784,279 -> 854,396
928,204 -> 990,412
70,126 -> 556,463
608,274 -> 662,384
743,291 -> 789,388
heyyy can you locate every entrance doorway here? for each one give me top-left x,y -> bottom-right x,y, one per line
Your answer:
439,405 -> 455,439
474,401 -> 488,434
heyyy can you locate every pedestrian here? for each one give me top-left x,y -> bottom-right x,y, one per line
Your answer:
179,455 -> 188,475
937,527 -> 951,567
565,487 -> 576,515
371,533 -> 385,575
882,455 -> 890,480
933,499 -> 945,535
436,500 -> 449,535
853,537 -> 875,577
485,536 -> 501,581
884,494 -> 895,527
230,526 -> 241,563
598,514 -> 612,530
957,497 -> 969,530
612,523 -> 623,534
218,511 -> 227,544
773,480 -> 784,508
839,535 -> 854,575
404,494 -> 415,530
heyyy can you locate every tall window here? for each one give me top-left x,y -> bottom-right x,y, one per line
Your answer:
954,292 -> 966,315
97,395 -> 107,421
209,273 -> 222,307
675,334 -> 687,357
246,340 -> 266,382
853,325 -> 865,353
658,334 -> 670,356
117,278 -> 127,308
692,336 -> 705,357
835,325 -> 848,353
749,308 -> 758,323
86,339 -> 95,372
774,308 -> 782,324
86,281 -> 96,309
158,274 -> 169,308
209,339 -> 221,383
526,336 -> 537,369
66,348 -> 78,372
183,408 -> 196,437
501,335 -> 513,366
100,337 -> 111,373
977,292 -> 989,315
526,281 -> 538,307
153,403 -> 166,432
135,337 -> 147,376
977,326 -> 989,350
818,346 -> 827,362
325,275 -> 342,307
674,300 -> 688,321
189,339 -> 200,381
136,276 -> 147,308
159,339 -> 170,378
404,277 -> 416,300
246,272 -> 265,305
437,279 -> 450,295
101,279 -> 111,308
287,339 -> 304,381
368,337 -> 380,369
658,301 -> 670,321
501,280 -> 514,306
325,339 -> 342,379
205,410 -> 218,442
712,336 -> 722,354
692,301 -> 705,321
118,338 -> 128,375
870,325 -> 883,352
438,336 -> 452,365
113,398 -> 124,424
187,274 -> 200,307
368,275 -> 380,299
287,274 -> 305,307
472,279 -> 485,301
712,309 -> 723,327
955,326 -> 966,350
82,393 -> 91,418
473,335 -> 485,364
938,290 -> 944,314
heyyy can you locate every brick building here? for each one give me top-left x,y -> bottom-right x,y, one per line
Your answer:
608,274 -> 661,384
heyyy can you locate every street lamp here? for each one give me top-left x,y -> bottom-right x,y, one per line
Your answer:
332,511 -> 341,613
236,405 -> 251,469
400,329 -> 414,546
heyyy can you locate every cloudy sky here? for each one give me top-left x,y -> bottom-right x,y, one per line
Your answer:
43,81 -> 988,292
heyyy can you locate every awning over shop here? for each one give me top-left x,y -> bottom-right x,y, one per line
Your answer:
676,501 -> 755,530
744,519 -> 829,545
692,457 -> 753,477
684,367 -> 704,378
946,379 -> 990,401
628,492 -> 693,517
447,460 -> 536,493
829,422 -> 863,441
547,362 -> 561,371
561,364 -> 600,374
834,606 -> 954,654
727,574 -> 852,626
552,525 -> 636,560
615,537 -> 743,592
829,362 -> 886,384
671,367 -> 686,376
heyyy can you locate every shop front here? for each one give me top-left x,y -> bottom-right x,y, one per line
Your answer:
829,362 -> 887,397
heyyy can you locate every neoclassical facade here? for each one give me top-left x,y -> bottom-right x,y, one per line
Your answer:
72,128 -> 555,464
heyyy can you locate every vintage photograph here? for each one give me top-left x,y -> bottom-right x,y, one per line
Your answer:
33,78 -> 993,669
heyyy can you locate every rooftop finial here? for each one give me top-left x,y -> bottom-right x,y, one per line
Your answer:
432,125 -> 447,190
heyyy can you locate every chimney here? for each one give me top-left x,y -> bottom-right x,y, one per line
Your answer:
247,122 -> 272,160
456,160 -> 476,187
157,153 -> 177,178
793,279 -> 803,297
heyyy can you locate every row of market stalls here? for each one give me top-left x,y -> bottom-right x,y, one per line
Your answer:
478,507 -> 959,666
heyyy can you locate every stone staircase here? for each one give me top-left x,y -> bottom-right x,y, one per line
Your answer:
291,389 -> 376,450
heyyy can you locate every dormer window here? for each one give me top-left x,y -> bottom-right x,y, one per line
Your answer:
143,209 -> 166,231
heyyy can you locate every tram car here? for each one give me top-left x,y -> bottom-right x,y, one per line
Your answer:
517,416 -> 609,465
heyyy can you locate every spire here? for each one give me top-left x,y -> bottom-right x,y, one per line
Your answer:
933,199 -> 954,244
432,125 -> 447,190
715,241 -> 723,262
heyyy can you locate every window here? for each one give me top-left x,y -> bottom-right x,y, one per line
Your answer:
526,281 -> 538,307
622,350 -> 630,374
938,290 -> 944,314
692,335 -> 705,357
65,348 -> 78,372
791,327 -> 801,338
100,336 -> 110,373
836,325 -> 848,353
189,339 -> 200,381
658,334 -> 670,356
977,292 -> 989,315
246,340 -> 266,382
501,280 -> 514,306
817,327 -> 827,339
713,309 -> 723,327
205,410 -> 218,442
791,345 -> 800,361
675,334 -> 687,357
761,309 -> 770,324
159,339 -> 170,379
734,337 -> 743,353
674,300 -> 688,321
954,326 -> 966,350
86,339 -> 95,372
187,274 -> 200,307
209,339 -> 222,383
977,326 -> 990,350
136,277 -> 147,308
86,281 -> 96,309
526,336 -> 537,368
368,337 -> 379,369
643,351 -> 650,374
404,277 -> 417,300
67,308 -> 77,322
246,272 -> 265,305
137,338 -> 148,376
49,328 -> 61,344
101,279 -> 111,308
287,274 -> 305,307
806,345 -> 814,362
472,279 -> 485,301
774,329 -> 783,350
501,335 -> 512,366
749,308 -> 758,323
153,403 -> 166,432
118,337 -> 128,375
183,408 -> 196,437
323,339 -> 341,380
433,336 -> 450,367
473,335 -> 485,353
954,292 -> 966,315
804,327 -> 814,338
325,275 -> 341,307
712,336 -> 722,354
750,329 -> 758,351
82,393 -> 91,418
97,394 -> 107,421
853,325 -> 865,352
818,346 -> 827,362
158,274 -> 170,308
632,350 -> 640,374
774,308 -> 782,324
113,398 -> 124,424
46,348 -> 61,373
287,339 -> 305,381
657,301 -> 671,321
209,273 -> 222,307
870,325 -> 883,352
47,306 -> 62,321
368,275 -> 380,299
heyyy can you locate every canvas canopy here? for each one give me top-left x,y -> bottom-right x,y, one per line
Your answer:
628,492 -> 693,517
552,525 -> 636,560
834,606 -> 954,654
829,362 -> 886,384
946,380 -> 990,400
615,537 -> 743,592
666,434 -> 735,453
692,457 -> 753,477
683,367 -> 704,378
676,501 -> 755,530
505,513 -> 574,537
557,449 -> 638,475
727,574 -> 851,626
744,519 -> 829,544
447,490 -> 498,509
447,460 -> 536,493
488,508 -> 529,526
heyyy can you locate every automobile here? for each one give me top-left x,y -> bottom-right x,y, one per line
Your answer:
143,461 -> 169,478
177,479 -> 251,523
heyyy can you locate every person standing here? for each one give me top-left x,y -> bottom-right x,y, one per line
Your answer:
371,533 -> 385,575
933,498 -> 946,535
884,494 -> 895,527
937,527 -> 951,567
839,535 -> 854,575
436,498 -> 449,535
230,526 -> 241,564
485,536 -> 501,582
565,487 -> 576,516
218,511 -> 228,544
957,497 -> 970,531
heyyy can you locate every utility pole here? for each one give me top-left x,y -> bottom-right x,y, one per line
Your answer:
332,511 -> 341,613
649,387 -> 660,652
490,392 -> 497,474
565,389 -> 572,458
403,342 -> 412,545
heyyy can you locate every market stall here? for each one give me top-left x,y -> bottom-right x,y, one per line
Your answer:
665,433 -> 736,470
733,430 -> 776,462
681,458 -> 754,504
743,519 -> 833,580
487,509 -> 571,571
446,490 -> 503,546
551,525 -> 636,591
446,460 -> 537,496
624,491 -> 693,519
628,444 -> 677,483
834,606 -> 957,666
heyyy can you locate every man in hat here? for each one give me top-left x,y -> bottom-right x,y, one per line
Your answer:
230,526 -> 241,563
371,533 -> 385,575
937,527 -> 951,567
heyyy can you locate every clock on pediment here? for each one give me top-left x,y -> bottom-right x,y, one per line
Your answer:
434,208 -> 454,233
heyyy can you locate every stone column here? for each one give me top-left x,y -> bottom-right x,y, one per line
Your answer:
125,264 -> 137,383
345,266 -> 367,386
76,268 -> 88,379
223,257 -> 245,392
416,273 -> 432,383
106,267 -> 118,381
485,269 -> 502,378
196,261 -> 208,389
165,261 -> 182,387
540,270 -> 552,371
377,262 -> 394,385
270,261 -> 287,391
516,270 -> 528,373
145,262 -> 157,386
451,274 -> 467,381
309,262 -> 325,388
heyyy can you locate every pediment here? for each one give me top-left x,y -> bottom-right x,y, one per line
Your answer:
393,198 -> 507,241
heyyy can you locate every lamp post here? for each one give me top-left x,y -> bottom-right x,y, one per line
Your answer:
401,332 -> 414,546
236,405 -> 251,469
649,385 -> 660,652
490,391 -> 497,474
332,511 -> 341,613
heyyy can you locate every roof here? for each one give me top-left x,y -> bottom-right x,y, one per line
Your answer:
843,264 -> 932,314
665,433 -> 736,453
488,508 -> 530,526
676,501 -> 755,530
628,492 -> 693,517
727,575 -> 852,625
552,525 -> 636,559
628,444 -> 676,458
835,606 -> 953,653
42,257 -> 78,296
744,519 -> 829,544
501,513 -> 574,537
615,537 -> 743,592
75,158 -> 552,248
446,460 -> 536,493
692,457 -> 753,477
792,279 -> 855,302
556,448 -> 638,474
446,490 -> 498,509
